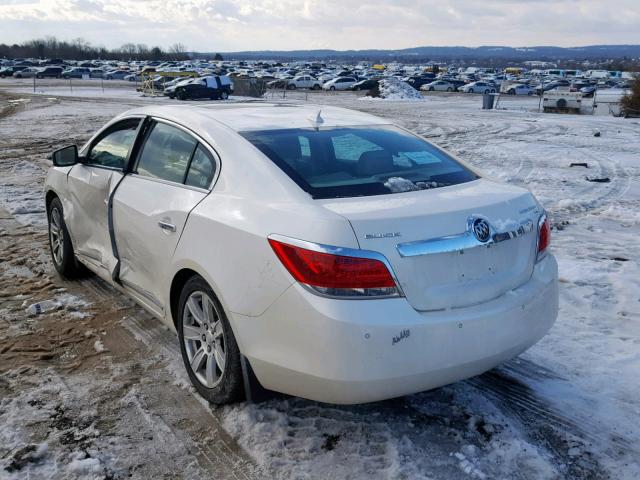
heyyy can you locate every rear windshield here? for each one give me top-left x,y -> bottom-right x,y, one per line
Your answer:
242,125 -> 478,199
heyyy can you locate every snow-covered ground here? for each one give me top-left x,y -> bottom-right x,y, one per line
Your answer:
1,84 -> 639,479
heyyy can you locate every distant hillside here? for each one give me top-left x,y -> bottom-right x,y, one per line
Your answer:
215,45 -> 640,62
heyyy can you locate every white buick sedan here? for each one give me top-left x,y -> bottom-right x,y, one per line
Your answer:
45,104 -> 558,405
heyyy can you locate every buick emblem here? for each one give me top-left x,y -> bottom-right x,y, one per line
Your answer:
472,218 -> 491,242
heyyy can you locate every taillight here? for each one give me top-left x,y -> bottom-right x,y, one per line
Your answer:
537,214 -> 550,261
268,238 -> 400,298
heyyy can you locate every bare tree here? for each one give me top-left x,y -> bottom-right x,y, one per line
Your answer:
121,43 -> 137,59
169,43 -> 188,60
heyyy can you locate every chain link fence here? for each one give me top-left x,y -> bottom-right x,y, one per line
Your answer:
231,78 -> 268,98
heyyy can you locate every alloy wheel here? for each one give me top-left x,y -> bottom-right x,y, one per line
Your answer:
49,207 -> 64,266
182,291 -> 226,388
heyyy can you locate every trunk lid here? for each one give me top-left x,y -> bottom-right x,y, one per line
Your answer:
319,179 -> 542,311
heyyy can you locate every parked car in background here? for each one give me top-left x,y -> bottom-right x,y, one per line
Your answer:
349,78 -> 380,91
322,77 -> 358,90
62,67 -> 91,79
286,76 -> 322,90
169,75 -> 232,100
89,68 -> 105,79
35,66 -> 63,78
125,73 -> 142,82
506,84 -> 536,96
13,67 -> 40,78
460,81 -> 496,94
105,70 -> 130,80
580,85 -> 598,97
44,104 -> 558,405
0,66 -> 28,77
569,82 -> 591,93
405,75 -> 436,90
421,80 -> 456,92
441,78 -> 466,91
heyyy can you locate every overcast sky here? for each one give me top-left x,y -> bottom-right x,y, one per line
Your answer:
1,0 -> 639,52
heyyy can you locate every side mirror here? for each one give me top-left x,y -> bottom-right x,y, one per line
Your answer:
51,145 -> 79,167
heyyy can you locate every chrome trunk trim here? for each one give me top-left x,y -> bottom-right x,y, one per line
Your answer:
396,216 -> 534,258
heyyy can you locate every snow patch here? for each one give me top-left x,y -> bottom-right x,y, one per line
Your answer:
363,77 -> 423,101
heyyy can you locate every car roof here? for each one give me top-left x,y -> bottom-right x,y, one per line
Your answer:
121,103 -> 389,132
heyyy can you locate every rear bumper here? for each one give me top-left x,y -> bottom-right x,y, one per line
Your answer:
230,254 -> 559,404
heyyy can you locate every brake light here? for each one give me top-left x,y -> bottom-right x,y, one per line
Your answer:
537,214 -> 550,260
268,238 -> 399,298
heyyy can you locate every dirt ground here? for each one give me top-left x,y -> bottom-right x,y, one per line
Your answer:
1,84 -> 639,480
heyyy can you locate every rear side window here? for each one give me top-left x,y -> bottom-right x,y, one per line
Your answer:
136,122 -> 197,183
185,145 -> 216,189
242,125 -> 478,199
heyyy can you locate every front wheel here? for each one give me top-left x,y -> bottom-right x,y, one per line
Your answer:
178,276 -> 244,404
329,86 -> 336,91
48,197 -> 83,278
177,89 -> 187,100
429,87 -> 434,91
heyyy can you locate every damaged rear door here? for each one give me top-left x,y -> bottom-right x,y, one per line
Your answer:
111,119 -> 217,314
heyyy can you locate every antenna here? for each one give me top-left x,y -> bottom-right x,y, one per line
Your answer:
311,109 -> 324,130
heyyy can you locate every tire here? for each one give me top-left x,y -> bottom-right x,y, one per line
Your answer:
447,87 -> 453,92
36,75 -> 43,79
288,84 -> 296,90
312,84 -> 321,90
527,91 -> 533,96
177,89 -> 187,101
48,197 -> 83,278
329,86 -> 336,91
557,98 -> 567,108
484,89 -> 490,94
220,90 -> 229,100
429,87 -> 434,91
508,90 -> 515,95
177,275 -> 244,404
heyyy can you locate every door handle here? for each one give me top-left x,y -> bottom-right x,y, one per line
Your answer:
158,221 -> 176,232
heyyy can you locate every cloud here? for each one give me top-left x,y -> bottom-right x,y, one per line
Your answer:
0,0 -> 638,51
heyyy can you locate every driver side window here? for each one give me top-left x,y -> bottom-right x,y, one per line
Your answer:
86,120 -> 140,169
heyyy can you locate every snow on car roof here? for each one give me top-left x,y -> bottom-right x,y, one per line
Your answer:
122,103 -> 389,132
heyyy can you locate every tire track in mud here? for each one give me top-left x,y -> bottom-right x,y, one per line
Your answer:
109,303 -> 262,480
532,141 -> 632,224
